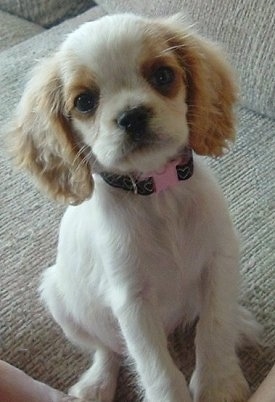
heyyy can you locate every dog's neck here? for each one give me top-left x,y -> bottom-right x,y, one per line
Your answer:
99,147 -> 194,196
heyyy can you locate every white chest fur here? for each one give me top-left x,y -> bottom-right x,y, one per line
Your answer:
41,158 -> 236,354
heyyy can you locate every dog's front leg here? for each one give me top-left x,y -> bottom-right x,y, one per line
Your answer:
111,288 -> 192,402
190,253 -> 250,402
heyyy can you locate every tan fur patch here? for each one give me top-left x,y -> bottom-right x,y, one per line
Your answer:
8,57 -> 94,204
168,32 -> 237,156
141,21 -> 237,156
141,55 -> 185,99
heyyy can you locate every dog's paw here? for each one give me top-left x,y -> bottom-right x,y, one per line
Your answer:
190,368 -> 250,402
69,381 -> 99,402
68,378 -> 115,402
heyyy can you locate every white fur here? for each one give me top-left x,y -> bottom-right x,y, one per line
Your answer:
41,161 -> 254,402
22,14 -> 258,402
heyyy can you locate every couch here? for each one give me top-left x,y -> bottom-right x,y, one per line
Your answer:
0,0 -> 274,400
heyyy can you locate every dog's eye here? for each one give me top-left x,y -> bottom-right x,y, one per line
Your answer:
151,66 -> 175,87
74,91 -> 98,113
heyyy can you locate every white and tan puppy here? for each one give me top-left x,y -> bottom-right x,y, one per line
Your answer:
8,13 -> 259,402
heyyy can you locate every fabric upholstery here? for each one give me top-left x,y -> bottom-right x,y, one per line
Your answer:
0,0 -> 96,28
0,3 -> 274,401
96,0 -> 275,120
0,10 -> 44,52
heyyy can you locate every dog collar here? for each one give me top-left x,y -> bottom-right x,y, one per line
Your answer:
100,147 -> 193,195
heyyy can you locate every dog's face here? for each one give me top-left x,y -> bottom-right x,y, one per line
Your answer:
62,14 -> 189,174
8,14 -> 237,204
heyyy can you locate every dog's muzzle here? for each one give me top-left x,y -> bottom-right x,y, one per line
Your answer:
116,106 -> 151,143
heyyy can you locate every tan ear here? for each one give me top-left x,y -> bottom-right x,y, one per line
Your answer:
168,25 -> 237,156
8,57 -> 93,204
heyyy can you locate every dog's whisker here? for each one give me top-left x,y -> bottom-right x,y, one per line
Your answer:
71,145 -> 93,175
73,144 -> 89,165
164,26 -> 197,43
160,43 -> 187,54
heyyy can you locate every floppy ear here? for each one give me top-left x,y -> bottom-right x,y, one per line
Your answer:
166,18 -> 237,156
7,56 -> 93,204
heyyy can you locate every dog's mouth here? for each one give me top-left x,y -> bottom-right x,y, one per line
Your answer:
109,136 -> 187,175
117,133 -> 169,160
121,133 -> 160,156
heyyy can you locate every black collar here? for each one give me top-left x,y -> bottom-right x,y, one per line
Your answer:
100,148 -> 194,196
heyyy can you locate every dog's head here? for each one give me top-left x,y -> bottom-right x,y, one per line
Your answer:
8,13 -> 237,204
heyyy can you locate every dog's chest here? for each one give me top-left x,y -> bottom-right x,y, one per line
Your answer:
56,184 -> 212,351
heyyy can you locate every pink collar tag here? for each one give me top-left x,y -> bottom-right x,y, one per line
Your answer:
141,159 -> 180,193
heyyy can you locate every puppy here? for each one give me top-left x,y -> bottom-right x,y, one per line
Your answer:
8,13 -> 259,402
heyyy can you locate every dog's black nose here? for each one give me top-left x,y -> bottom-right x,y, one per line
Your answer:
116,106 -> 150,142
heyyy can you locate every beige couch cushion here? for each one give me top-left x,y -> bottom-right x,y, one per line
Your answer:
0,10 -> 44,52
0,0 -> 96,28
96,0 -> 275,119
